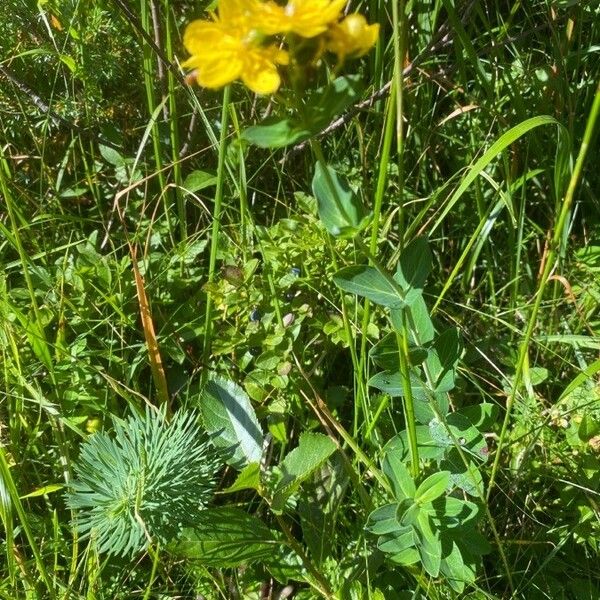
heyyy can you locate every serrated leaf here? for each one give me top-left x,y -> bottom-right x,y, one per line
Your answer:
199,376 -> 263,469
271,433 -> 336,511
334,266 -> 404,307
173,507 -> 280,567
223,462 -> 261,493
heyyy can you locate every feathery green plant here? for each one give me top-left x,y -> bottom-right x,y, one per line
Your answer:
66,407 -> 221,558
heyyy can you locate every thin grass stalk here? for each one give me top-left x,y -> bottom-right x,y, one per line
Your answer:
357,85 -> 397,434
201,86 -> 232,382
162,0 -> 185,241
140,0 -> 174,239
392,0 -> 406,237
0,447 -> 56,599
487,82 -> 600,498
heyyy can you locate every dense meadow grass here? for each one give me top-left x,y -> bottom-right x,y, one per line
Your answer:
1,0 -> 599,598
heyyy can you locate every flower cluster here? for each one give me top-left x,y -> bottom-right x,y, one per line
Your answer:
182,0 -> 379,94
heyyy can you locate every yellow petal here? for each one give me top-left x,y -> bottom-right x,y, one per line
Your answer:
253,0 -> 347,38
327,13 -> 379,59
183,21 -> 227,56
241,52 -> 282,94
196,55 -> 243,89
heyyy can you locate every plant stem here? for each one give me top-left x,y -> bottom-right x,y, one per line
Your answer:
275,515 -> 334,599
201,86 -> 231,383
396,319 -> 420,479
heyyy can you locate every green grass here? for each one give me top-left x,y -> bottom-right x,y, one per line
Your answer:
1,0 -> 600,598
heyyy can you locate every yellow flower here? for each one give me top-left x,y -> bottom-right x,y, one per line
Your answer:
183,0 -> 289,95
253,0 -> 348,38
326,13 -> 379,61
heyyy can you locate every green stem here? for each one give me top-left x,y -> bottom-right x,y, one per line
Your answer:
201,86 -> 232,383
357,81 -> 398,436
0,447 -> 56,599
392,0 -> 406,236
275,515 -> 334,599
396,317 -> 420,479
487,81 -> 600,498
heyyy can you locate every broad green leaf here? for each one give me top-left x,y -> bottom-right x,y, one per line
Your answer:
578,414 -> 600,442
384,428 -> 446,462
425,328 -> 461,392
368,370 -> 428,398
431,497 -> 479,529
309,75 -> 364,131
59,54 -> 76,73
415,471 -> 451,504
334,266 -> 404,308
271,432 -> 336,511
441,450 -> 485,497
173,507 -> 280,567
242,118 -> 311,148
389,547 -> 421,566
312,164 -> 370,238
415,514 -> 442,577
394,237 -> 432,294
10,305 -> 53,374
382,451 -> 415,500
199,376 -> 263,469
368,373 -> 445,423
263,544 -> 307,584
182,170 -> 217,193
400,293 -> 435,343
399,502 -> 421,526
458,527 -> 492,557
223,462 -> 261,493
369,332 -> 428,370
366,503 -> 403,535
99,144 -> 125,166
429,413 -> 488,462
440,541 -> 469,593
458,403 -> 499,430
558,358 -> 600,403
377,529 -> 415,556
